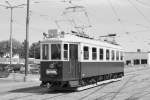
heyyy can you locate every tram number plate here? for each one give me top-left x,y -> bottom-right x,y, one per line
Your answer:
46,69 -> 57,75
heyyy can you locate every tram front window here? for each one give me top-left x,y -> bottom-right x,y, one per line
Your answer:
42,44 -> 49,60
64,44 -> 68,60
51,44 -> 61,60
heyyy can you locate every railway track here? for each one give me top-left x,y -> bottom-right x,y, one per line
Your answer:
76,66 -> 150,92
78,75 -> 137,100
77,67 -> 150,100
1,66 -> 150,100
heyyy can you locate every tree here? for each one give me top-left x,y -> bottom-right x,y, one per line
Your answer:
29,41 -> 40,59
0,39 -> 23,57
19,40 -> 26,59
12,39 -> 23,56
0,40 -> 9,57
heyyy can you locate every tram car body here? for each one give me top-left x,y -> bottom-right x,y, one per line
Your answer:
40,31 -> 124,90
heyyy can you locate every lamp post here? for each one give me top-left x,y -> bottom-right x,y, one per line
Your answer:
0,1 -> 26,65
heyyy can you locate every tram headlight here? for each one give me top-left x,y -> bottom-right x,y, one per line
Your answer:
49,63 -> 55,69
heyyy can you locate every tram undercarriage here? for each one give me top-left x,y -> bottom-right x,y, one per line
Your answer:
40,72 -> 124,91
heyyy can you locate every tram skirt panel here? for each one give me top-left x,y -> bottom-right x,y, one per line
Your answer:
80,62 -> 124,78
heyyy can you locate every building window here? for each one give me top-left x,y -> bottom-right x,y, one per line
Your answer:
51,44 -> 61,60
120,51 -> 123,60
99,48 -> 103,60
126,60 -> 131,65
111,50 -> 115,60
92,47 -> 97,60
42,44 -> 49,60
64,44 -> 68,60
141,59 -> 147,64
134,59 -> 140,65
106,49 -> 110,60
83,46 -> 89,60
116,51 -> 119,60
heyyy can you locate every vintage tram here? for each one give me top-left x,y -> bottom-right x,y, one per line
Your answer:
40,31 -> 124,91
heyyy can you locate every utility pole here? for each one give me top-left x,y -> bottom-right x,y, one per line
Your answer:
0,1 -> 25,65
24,0 -> 30,82
9,7 -> 13,65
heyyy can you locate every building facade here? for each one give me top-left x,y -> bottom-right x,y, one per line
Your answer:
124,52 -> 150,66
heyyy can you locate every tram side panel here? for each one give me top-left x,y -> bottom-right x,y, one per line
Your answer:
62,61 -> 81,81
80,62 -> 124,78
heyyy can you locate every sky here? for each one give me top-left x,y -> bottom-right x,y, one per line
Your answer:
0,0 -> 150,52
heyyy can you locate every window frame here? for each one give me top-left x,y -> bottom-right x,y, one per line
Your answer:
92,47 -> 97,60
134,59 -> 140,65
42,44 -> 49,60
106,49 -> 110,60
120,51 -> 123,61
99,48 -> 104,60
116,51 -> 119,60
51,43 -> 62,60
63,44 -> 69,60
111,50 -> 115,61
83,46 -> 89,60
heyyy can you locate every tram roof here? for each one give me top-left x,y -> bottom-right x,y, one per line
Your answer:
41,34 -> 123,50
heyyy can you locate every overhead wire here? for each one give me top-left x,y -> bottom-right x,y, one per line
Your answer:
107,0 -> 129,37
127,0 -> 150,45
13,19 -> 46,33
131,29 -> 150,33
135,24 -> 150,29
136,0 -> 150,47
106,0 -> 150,46
107,0 -> 121,22
128,0 -> 150,24
136,0 -> 150,8
107,0 -> 150,44
61,0 -> 92,33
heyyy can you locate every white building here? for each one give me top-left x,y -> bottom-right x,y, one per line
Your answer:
0,53 -> 20,64
124,51 -> 150,66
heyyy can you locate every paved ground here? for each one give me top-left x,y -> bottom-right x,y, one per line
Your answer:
0,66 -> 150,100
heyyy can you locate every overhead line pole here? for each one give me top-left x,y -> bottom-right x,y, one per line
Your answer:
0,1 -> 26,65
24,0 -> 30,82
9,7 -> 13,65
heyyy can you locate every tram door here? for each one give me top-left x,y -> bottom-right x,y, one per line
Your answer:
69,44 -> 80,79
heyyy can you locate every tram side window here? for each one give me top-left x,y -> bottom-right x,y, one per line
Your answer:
120,51 -> 123,60
64,44 -> 68,60
111,50 -> 115,60
106,49 -> 110,60
116,51 -> 119,60
83,46 -> 89,60
99,48 -> 103,60
92,47 -> 97,60
51,44 -> 61,60
42,44 -> 49,60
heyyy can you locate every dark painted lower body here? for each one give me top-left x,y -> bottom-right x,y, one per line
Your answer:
81,62 -> 124,78
40,61 -> 124,89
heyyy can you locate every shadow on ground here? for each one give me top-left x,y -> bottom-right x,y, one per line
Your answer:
8,86 -> 74,94
8,81 -> 117,95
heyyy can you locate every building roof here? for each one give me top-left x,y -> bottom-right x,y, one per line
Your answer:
125,52 -> 150,54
